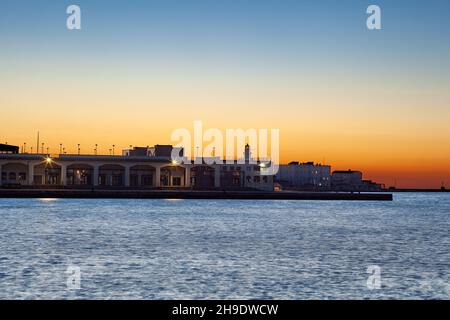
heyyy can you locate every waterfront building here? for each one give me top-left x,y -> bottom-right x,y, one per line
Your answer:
0,144 -> 19,154
331,170 -> 383,191
0,144 -> 273,191
275,162 -> 331,191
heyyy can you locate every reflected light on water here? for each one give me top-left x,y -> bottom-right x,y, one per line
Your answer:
37,198 -> 59,202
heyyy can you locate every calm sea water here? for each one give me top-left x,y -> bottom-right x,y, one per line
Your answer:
0,193 -> 449,299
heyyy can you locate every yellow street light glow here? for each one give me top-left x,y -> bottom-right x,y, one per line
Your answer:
171,160 -> 178,165
45,157 -> 52,164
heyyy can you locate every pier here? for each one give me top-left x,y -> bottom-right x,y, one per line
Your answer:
0,189 -> 393,201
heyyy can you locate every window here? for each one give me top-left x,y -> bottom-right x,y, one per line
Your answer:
9,172 -> 16,181
141,175 -> 153,186
172,177 -> 181,186
130,174 -> 139,186
254,176 -> 261,183
112,175 -> 123,186
19,172 -> 27,181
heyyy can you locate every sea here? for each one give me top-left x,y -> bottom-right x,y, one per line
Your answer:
0,193 -> 448,299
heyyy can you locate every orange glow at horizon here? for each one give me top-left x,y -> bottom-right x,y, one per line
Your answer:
1,57 -> 450,189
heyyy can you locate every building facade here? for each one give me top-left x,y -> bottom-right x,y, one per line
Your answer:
331,170 -> 383,191
0,145 -> 274,191
275,162 -> 331,191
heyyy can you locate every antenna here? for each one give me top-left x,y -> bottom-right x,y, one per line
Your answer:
36,131 -> 40,154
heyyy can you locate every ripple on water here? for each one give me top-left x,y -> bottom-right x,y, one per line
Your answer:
0,194 -> 449,299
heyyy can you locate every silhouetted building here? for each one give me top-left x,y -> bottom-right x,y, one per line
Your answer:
0,144 -> 19,154
122,145 -> 183,158
0,144 -> 273,191
331,170 -> 382,191
276,162 -> 331,190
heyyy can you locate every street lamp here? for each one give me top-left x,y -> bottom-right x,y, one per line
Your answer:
77,144 -> 80,155
59,143 -> 63,154
95,144 -> 98,155
112,145 -> 115,156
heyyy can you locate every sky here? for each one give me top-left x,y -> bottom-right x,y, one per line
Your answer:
1,0 -> 450,188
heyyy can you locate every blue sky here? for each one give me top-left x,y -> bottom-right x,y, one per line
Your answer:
1,1 -> 450,188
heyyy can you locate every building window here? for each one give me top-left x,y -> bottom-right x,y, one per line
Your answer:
253,176 -> 260,183
112,175 -> 123,186
130,174 -> 139,186
172,177 -> 181,186
9,172 -> 16,181
1,172 -> 6,181
18,172 -> 27,182
141,175 -> 153,186
263,176 -> 268,183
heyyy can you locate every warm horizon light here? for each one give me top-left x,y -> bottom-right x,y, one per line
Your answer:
1,0 -> 450,189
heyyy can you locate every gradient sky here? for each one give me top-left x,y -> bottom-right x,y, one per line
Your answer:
1,0 -> 450,188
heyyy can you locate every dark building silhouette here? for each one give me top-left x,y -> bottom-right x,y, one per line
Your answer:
0,144 -> 19,154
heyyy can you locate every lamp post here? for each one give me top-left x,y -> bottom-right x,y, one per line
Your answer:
77,144 -> 80,155
112,145 -> 115,156
41,143 -> 44,154
59,144 -> 63,154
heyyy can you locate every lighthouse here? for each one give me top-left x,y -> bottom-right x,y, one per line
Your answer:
244,143 -> 251,163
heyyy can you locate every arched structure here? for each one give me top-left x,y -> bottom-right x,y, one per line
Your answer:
1,163 -> 29,185
190,165 -> 215,188
66,164 -> 94,186
98,164 -> 125,187
160,165 -> 186,187
34,162 -> 62,185
130,165 -> 156,187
